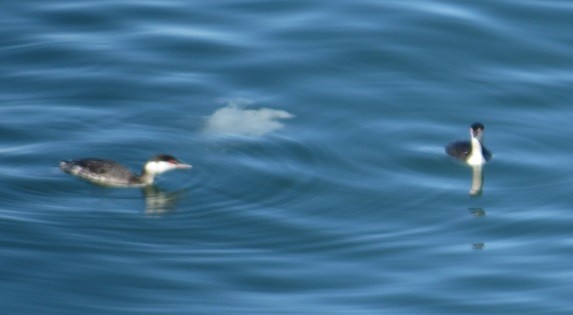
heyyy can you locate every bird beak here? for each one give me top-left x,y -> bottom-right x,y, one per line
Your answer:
176,163 -> 192,169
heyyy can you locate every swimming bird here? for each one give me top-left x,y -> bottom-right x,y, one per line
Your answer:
446,122 -> 492,166
60,154 -> 191,187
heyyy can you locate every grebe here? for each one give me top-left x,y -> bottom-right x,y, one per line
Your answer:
60,154 -> 191,187
446,122 -> 492,166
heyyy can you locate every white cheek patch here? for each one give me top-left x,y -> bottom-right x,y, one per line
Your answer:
145,161 -> 173,174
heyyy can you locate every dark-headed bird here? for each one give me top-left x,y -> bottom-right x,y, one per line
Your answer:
60,154 -> 191,187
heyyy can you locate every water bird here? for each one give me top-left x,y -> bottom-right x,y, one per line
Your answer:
60,154 -> 191,187
445,122 -> 492,166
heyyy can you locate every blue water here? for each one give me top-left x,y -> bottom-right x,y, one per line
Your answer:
1,0 -> 572,314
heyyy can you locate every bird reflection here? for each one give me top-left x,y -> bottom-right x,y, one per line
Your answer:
468,207 -> 486,217
469,165 -> 484,196
468,208 -> 485,249
472,243 -> 485,250
142,185 -> 187,215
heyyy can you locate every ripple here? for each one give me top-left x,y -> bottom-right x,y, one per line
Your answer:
2,0 -> 573,313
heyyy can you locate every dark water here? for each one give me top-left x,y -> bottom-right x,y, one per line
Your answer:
1,1 -> 572,314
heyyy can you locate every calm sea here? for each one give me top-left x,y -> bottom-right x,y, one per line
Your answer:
1,0 -> 572,314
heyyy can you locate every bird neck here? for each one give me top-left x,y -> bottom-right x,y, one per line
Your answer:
132,169 -> 156,186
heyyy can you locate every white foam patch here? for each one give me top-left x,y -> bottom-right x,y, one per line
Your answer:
204,104 -> 294,136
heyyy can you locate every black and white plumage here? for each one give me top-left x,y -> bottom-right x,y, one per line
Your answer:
60,154 -> 192,187
446,122 -> 492,166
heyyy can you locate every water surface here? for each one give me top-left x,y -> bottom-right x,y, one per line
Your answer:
1,0 -> 572,314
